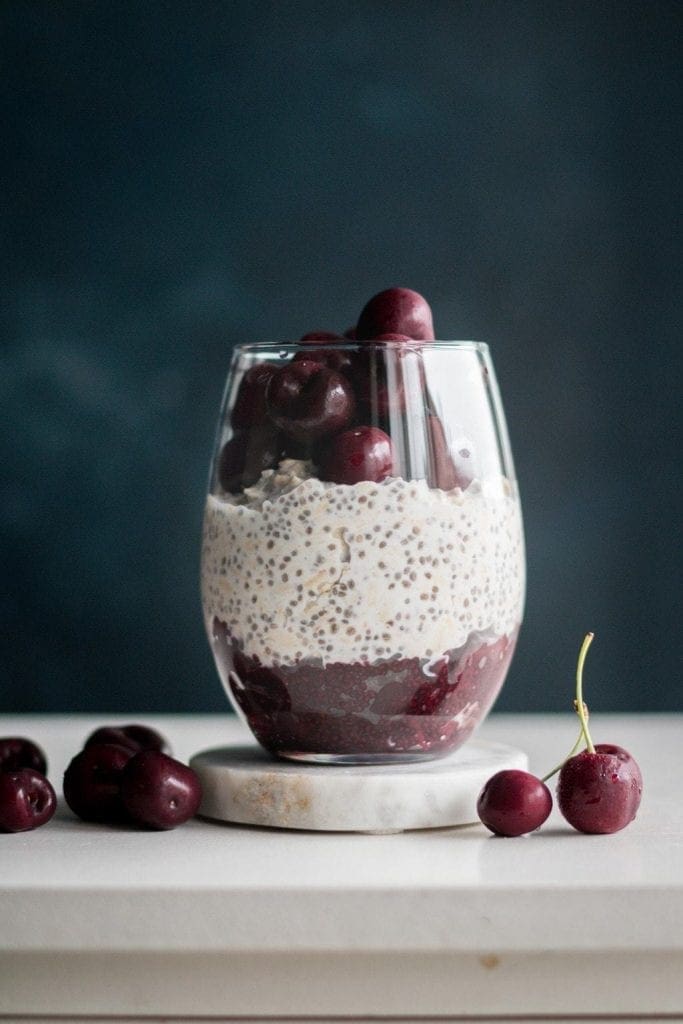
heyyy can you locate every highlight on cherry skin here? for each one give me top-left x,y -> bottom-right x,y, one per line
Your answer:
476,633 -> 643,837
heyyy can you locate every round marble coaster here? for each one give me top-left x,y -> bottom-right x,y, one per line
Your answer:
190,740 -> 527,833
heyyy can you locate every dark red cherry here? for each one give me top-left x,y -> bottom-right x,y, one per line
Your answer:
120,725 -> 169,753
231,363 -> 278,430
300,331 -> 343,342
557,744 -> 643,834
292,346 -> 352,374
63,743 -> 136,823
0,737 -> 47,775
121,751 -> 202,830
84,725 -> 169,755
217,427 -> 280,492
319,426 -> 394,485
356,287 -> 435,341
266,359 -> 355,441
84,727 -> 142,753
477,769 -> 553,837
0,769 -> 56,832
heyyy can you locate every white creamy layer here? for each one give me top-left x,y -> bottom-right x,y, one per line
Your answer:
201,461 -> 525,667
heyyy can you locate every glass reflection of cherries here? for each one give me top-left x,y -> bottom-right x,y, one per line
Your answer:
477,633 -> 643,837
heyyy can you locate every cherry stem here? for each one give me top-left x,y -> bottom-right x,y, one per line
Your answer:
541,725 -> 584,783
575,632 -> 595,754
540,632 -> 597,783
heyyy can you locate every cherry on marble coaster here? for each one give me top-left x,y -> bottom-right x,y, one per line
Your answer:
189,739 -> 527,833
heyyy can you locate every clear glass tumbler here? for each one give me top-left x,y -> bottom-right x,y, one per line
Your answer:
201,340 -> 525,763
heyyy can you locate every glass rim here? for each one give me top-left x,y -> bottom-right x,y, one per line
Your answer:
233,339 -> 490,354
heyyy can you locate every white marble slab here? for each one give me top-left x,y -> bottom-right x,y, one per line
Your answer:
190,739 -> 527,831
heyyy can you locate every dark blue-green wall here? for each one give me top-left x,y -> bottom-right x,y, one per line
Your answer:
2,1 -> 681,713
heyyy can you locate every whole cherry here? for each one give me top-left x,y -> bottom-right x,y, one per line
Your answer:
356,287 -> 435,341
63,742 -> 136,823
266,359 -> 355,441
0,769 -> 56,833
0,736 -> 48,775
84,724 -> 170,755
231,363 -> 279,430
121,750 -> 202,830
319,426 -> 395,485
556,634 -> 643,834
477,769 -> 552,837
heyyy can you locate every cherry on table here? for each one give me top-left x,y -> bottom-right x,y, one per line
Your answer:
266,359 -> 355,441
231,363 -> 279,430
356,287 -> 435,341
319,425 -> 394,485
557,743 -> 643,834
84,724 -> 169,755
63,742 -> 136,823
121,724 -> 169,753
0,736 -> 47,775
0,769 -> 56,833
477,769 -> 553,837
552,633 -> 643,835
121,750 -> 202,830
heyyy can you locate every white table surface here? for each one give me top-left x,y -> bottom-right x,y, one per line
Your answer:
1,712 -> 681,1023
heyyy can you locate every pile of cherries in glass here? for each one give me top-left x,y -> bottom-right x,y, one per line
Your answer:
0,725 -> 202,833
219,286 -> 472,493
477,634 -> 643,837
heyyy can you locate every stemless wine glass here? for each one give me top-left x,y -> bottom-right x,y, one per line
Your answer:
201,340 -> 525,764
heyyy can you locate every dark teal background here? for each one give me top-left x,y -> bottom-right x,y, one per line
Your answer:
2,2 -> 681,713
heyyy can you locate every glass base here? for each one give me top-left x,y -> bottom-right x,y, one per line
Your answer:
276,749 -> 447,766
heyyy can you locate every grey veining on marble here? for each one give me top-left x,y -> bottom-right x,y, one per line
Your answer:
190,740 -> 527,832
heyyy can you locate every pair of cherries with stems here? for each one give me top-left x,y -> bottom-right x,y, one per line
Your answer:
477,633 -> 643,837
